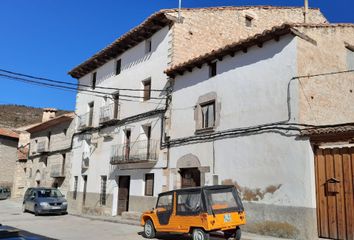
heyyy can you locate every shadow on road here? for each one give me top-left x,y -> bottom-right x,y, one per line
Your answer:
0,224 -> 57,240
137,231 -> 227,240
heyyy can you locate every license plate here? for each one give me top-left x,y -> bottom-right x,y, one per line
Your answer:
52,206 -> 61,210
224,213 -> 231,222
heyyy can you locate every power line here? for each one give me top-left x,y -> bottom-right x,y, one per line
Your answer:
0,73 -> 167,101
0,68 -> 167,92
0,74 -> 166,105
292,69 -> 354,80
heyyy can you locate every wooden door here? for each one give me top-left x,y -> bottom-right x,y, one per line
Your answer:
315,147 -> 354,240
180,168 -> 200,188
118,176 -> 130,215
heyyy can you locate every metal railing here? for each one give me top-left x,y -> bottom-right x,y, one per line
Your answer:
78,112 -> 93,130
50,163 -> 65,177
110,139 -> 158,164
37,140 -> 49,153
99,103 -> 120,124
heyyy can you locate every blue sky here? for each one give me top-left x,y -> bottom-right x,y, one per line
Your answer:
0,0 -> 353,111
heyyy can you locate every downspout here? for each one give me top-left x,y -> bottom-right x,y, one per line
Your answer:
304,0 -> 309,23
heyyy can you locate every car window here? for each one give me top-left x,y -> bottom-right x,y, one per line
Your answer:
0,189 -> 2,193
177,192 -> 202,215
37,189 -> 63,198
156,194 -> 173,212
205,188 -> 241,213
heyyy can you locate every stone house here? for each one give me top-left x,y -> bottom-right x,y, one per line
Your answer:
25,111 -> 75,196
0,128 -> 19,193
67,6 -> 327,217
165,23 -> 354,240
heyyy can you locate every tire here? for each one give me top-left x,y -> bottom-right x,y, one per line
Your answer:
224,230 -> 234,239
34,206 -> 39,216
143,219 -> 156,239
192,228 -> 210,240
235,227 -> 241,240
22,203 -> 27,213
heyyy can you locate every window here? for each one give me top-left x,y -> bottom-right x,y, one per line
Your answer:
73,176 -> 78,200
29,168 -> 32,178
209,62 -> 217,78
346,43 -> 354,70
176,191 -> 202,215
48,131 -> 51,148
143,79 -> 151,101
115,59 -> 121,75
100,176 -> 107,206
92,72 -> 97,89
201,101 -> 215,129
145,173 -> 154,196
156,194 -> 173,212
145,39 -> 152,53
42,157 -> 48,167
63,128 -> 67,136
245,15 -> 253,27
113,93 -> 119,119
62,154 -> 66,175
88,102 -> 94,127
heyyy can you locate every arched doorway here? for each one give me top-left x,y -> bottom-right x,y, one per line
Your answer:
176,154 -> 202,188
35,170 -> 41,187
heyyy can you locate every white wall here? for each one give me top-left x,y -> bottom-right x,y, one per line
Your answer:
169,35 -> 316,208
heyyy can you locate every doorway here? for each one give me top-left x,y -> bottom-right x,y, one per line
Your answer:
118,176 -> 130,215
180,168 -> 200,188
314,147 -> 354,240
82,175 -> 88,206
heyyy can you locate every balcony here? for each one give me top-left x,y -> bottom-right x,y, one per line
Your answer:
99,103 -> 120,125
78,112 -> 93,130
37,140 -> 49,153
110,139 -> 158,165
50,163 -> 65,178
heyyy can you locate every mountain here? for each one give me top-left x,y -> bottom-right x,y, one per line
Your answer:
0,104 -> 70,129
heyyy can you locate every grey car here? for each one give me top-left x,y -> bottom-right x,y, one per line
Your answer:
23,187 -> 68,216
0,187 -> 11,200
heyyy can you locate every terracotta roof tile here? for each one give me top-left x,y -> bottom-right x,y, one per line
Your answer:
302,124 -> 354,136
0,128 -> 19,139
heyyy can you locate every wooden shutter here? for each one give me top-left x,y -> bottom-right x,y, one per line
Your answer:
145,173 -> 154,196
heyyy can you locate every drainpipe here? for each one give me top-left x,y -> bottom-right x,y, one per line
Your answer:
304,0 -> 309,23
178,0 -> 182,23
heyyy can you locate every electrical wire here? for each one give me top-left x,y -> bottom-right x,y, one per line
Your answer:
0,68 -> 167,92
0,73 -> 167,101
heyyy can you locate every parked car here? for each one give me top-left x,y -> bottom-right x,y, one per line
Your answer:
141,185 -> 246,240
22,188 -> 68,216
0,187 -> 11,200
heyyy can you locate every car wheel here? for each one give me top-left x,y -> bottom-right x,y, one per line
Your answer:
34,206 -> 39,216
144,219 -> 156,239
235,227 -> 241,240
22,203 -> 27,213
224,230 -> 234,239
192,228 -> 210,240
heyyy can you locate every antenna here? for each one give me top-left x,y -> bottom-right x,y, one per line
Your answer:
304,0 -> 309,23
178,0 -> 182,23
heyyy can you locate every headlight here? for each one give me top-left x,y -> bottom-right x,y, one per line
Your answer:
62,202 -> 68,206
39,202 -> 50,207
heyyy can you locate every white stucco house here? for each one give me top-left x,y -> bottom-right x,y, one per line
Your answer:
66,5 -> 338,236
165,23 -> 354,240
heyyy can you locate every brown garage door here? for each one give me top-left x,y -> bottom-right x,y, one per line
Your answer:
315,147 -> 354,240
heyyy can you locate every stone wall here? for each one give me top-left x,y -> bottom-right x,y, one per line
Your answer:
296,25 -> 354,125
0,137 -> 18,190
169,7 -> 327,66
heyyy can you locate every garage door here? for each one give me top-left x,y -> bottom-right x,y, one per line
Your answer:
315,147 -> 354,240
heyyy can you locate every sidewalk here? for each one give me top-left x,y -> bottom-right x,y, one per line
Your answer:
71,213 -> 293,240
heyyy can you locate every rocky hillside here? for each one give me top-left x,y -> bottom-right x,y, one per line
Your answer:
0,104 -> 70,129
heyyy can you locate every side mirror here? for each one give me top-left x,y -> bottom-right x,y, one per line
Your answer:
30,196 -> 35,200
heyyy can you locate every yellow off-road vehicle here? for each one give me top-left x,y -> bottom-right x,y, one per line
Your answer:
141,185 -> 246,240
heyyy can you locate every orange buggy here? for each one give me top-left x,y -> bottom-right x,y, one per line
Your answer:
141,185 -> 246,240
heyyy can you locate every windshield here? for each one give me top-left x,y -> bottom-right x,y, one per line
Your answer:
205,187 -> 243,213
37,189 -> 63,198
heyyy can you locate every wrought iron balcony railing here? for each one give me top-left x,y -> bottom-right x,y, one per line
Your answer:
50,163 -> 65,178
110,139 -> 158,164
99,103 -> 120,124
37,140 -> 49,153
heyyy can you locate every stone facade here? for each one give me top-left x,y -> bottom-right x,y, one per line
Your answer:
25,114 -> 75,196
169,7 -> 327,66
0,136 -> 19,191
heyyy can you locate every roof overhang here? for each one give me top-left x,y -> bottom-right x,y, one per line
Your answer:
26,114 -> 74,133
68,11 -> 173,79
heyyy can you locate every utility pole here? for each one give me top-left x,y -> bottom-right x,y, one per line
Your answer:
178,0 -> 182,23
304,0 -> 309,23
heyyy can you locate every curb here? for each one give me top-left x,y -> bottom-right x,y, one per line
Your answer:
69,213 -> 141,226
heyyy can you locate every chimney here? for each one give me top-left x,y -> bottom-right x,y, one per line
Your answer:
42,108 -> 57,122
